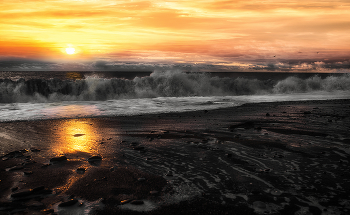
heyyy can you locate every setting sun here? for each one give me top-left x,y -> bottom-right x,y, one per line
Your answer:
66,47 -> 75,55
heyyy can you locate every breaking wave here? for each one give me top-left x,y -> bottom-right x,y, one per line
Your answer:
1,70 -> 350,103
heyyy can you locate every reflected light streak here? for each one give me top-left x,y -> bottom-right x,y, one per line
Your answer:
52,119 -> 101,155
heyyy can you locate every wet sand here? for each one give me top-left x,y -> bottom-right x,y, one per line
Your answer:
1,99 -> 350,214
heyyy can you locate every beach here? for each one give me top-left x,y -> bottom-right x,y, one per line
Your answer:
1,99 -> 350,214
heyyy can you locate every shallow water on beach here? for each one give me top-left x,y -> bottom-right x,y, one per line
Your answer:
0,91 -> 349,122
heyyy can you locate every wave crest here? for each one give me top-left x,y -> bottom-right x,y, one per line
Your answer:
1,71 -> 349,103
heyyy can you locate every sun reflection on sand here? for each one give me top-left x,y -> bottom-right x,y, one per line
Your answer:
51,119 -> 102,155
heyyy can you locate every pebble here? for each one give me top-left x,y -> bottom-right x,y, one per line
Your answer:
88,156 -> 102,162
23,171 -> 33,175
133,146 -> 145,151
50,156 -> 67,163
150,191 -> 159,195
11,189 -> 33,198
58,199 -> 78,207
8,165 -> 24,171
165,171 -> 173,177
137,178 -> 146,182
130,200 -> 144,205
120,199 -> 132,205
76,168 -> 86,174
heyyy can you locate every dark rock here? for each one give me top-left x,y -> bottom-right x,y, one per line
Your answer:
88,156 -> 102,162
226,153 -> 233,158
150,191 -> 159,195
11,187 -> 19,192
23,171 -> 33,175
73,134 -> 85,137
165,171 -> 173,177
50,156 -> 67,163
76,168 -> 86,174
32,186 -> 45,193
133,146 -> 145,151
30,148 -> 41,152
266,113 -> 270,116
304,111 -> 311,114
58,199 -> 78,207
130,142 -> 139,146
11,189 -> 33,198
8,165 -> 24,171
137,178 -> 146,182
120,199 -> 132,205
130,200 -> 144,205
41,209 -> 54,214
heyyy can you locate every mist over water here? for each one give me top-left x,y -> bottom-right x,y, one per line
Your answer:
0,70 -> 349,121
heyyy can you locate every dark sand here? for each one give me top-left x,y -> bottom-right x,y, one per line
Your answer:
1,99 -> 350,214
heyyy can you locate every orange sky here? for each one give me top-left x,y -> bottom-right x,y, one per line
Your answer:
0,0 -> 349,71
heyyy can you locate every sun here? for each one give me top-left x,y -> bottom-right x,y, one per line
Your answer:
66,47 -> 75,55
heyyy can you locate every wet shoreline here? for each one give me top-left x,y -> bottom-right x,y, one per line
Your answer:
1,99 -> 350,214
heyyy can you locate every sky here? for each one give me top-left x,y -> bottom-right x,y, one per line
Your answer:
0,0 -> 349,72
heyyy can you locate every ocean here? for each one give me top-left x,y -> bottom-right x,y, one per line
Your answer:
0,70 -> 349,122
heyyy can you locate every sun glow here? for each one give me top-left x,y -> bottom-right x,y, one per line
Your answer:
66,47 -> 75,55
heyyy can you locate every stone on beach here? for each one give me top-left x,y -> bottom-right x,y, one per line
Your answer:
58,199 -> 78,207
88,156 -> 102,162
130,200 -> 144,205
76,168 -> 86,174
138,177 -> 146,182
50,156 -> 67,163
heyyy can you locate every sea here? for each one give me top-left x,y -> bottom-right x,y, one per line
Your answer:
1,70 -> 349,122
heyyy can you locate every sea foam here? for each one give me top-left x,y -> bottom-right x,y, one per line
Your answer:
1,70 -> 349,103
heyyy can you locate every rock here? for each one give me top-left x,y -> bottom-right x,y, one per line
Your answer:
88,156 -> 102,162
303,111 -> 311,114
110,166 -> 117,172
120,199 -> 132,205
32,186 -> 45,193
137,178 -> 146,182
165,171 -> 173,177
266,113 -> 270,116
23,171 -> 33,175
226,153 -> 233,158
58,199 -> 78,207
150,191 -> 159,195
130,200 -> 144,205
30,148 -> 41,152
130,142 -> 139,146
73,134 -> 85,137
11,187 -> 19,192
11,189 -> 33,198
50,156 -> 67,163
133,146 -> 145,151
41,209 -> 54,214
8,165 -> 24,171
76,168 -> 86,174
